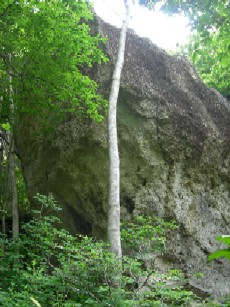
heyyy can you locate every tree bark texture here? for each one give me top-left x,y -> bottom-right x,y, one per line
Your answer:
7,54 -> 19,240
8,138 -> 19,240
107,1 -> 132,258
0,136 -> 6,234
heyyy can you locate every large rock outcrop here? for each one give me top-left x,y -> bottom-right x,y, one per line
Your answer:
18,18 -> 230,297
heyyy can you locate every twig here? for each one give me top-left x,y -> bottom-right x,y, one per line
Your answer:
136,270 -> 153,292
101,0 -> 124,21
0,0 -> 17,18
102,251 -> 117,307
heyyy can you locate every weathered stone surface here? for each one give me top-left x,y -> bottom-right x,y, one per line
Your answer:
18,18 -> 230,297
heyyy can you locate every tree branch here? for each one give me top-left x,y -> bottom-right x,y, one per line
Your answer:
0,0 -> 17,18
0,129 -> 20,158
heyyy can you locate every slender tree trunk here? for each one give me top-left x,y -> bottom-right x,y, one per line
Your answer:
0,100 -> 4,234
107,1 -> 132,258
8,138 -> 19,240
0,134 -> 6,234
7,54 -> 19,240
2,214 -> 6,235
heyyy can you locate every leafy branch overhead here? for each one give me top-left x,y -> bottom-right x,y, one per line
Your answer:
167,0 -> 230,96
0,0 -> 108,124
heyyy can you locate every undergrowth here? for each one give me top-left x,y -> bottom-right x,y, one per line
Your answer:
0,194 -> 219,306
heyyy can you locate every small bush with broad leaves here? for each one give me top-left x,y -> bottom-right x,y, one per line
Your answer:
0,194 -> 204,306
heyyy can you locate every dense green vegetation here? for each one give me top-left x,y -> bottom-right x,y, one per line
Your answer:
167,0 -> 230,97
0,194 -> 202,306
0,0 -> 107,240
0,0 -> 107,124
0,0 -> 229,305
187,0 -> 230,97
1,194 -> 229,306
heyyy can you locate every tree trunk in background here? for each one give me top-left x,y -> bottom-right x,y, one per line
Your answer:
107,0 -> 132,258
0,134 -> 6,234
8,139 -> 19,240
7,54 -> 19,240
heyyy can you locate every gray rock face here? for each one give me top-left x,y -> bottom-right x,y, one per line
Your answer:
18,18 -> 230,297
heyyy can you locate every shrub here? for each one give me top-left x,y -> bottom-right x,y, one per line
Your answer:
0,194 -> 199,306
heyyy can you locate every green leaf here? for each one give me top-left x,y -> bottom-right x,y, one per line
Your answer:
216,235 -> 230,246
30,297 -> 42,307
208,249 -> 230,261
1,123 -> 11,131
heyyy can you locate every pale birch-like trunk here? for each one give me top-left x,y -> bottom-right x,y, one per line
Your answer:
8,136 -> 19,240
7,54 -> 19,240
107,1 -> 132,258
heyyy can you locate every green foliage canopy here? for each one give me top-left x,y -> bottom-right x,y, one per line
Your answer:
164,0 -> 230,96
0,0 -> 108,125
